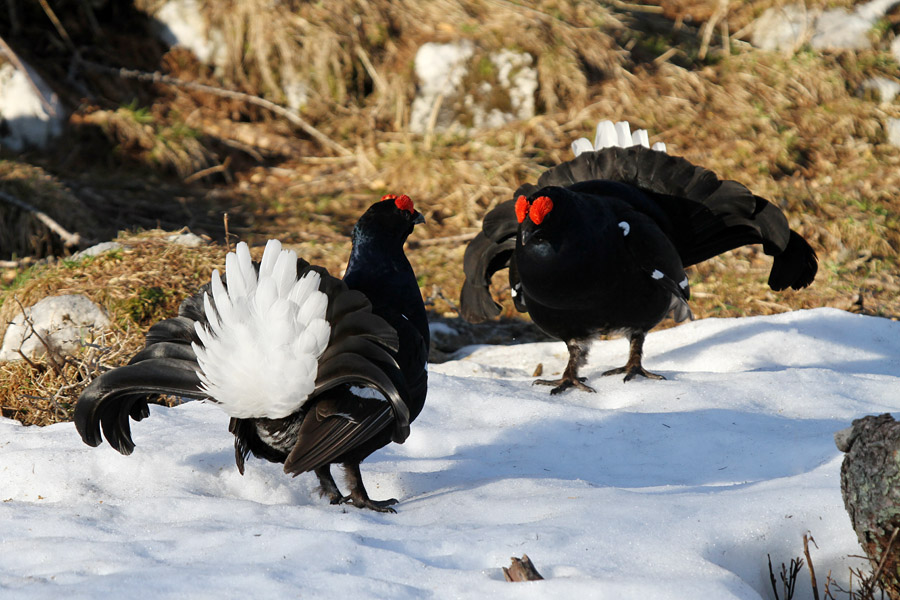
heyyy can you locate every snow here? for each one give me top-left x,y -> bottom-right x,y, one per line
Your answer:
2,307 -> 898,599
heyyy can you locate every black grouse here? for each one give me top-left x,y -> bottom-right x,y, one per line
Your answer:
460,120 -> 818,394
75,194 -> 429,512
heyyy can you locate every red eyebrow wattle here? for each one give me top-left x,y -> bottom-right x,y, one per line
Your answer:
382,193 -> 415,213
515,195 -> 529,224
530,196 -> 553,225
394,194 -> 414,213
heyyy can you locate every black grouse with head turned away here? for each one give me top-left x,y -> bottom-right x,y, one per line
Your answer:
75,194 -> 429,512
461,121 -> 817,394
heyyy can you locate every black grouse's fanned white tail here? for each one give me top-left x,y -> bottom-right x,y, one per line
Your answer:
76,194 -> 428,511
460,120 -> 818,393
76,239 -> 405,454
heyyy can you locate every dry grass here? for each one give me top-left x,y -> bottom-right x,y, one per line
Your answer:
0,231 -> 227,425
2,0 -> 900,427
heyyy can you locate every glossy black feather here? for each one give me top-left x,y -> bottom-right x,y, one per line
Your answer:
74,197 -> 429,511
460,142 -> 817,392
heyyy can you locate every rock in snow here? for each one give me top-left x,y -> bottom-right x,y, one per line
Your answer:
837,413 -> 900,599
0,295 -> 110,362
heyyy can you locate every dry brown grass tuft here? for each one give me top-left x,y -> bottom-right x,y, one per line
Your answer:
0,231 -> 228,425
0,162 -> 97,261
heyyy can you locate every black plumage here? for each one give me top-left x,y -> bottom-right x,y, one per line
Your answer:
75,195 -> 429,512
461,128 -> 817,394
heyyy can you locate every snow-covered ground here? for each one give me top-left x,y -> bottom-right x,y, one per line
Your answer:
1,307 -> 898,599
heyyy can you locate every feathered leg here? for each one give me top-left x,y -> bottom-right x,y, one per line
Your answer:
315,465 -> 343,505
534,340 -> 596,395
341,462 -> 398,513
602,331 -> 665,382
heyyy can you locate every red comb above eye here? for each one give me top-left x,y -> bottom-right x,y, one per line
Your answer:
530,196 -> 553,225
381,193 -> 398,202
394,194 -> 414,213
515,195 -> 529,224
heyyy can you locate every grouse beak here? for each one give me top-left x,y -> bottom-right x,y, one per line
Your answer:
412,212 -> 425,225
519,226 -> 533,247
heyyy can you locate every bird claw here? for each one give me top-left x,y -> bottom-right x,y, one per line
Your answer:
340,495 -> 398,513
602,365 -> 666,382
533,376 -> 596,395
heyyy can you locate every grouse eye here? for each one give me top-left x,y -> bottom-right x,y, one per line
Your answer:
515,195 -> 529,224
530,196 -> 553,225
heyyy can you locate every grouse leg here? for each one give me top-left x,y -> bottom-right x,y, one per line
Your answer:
340,462 -> 398,513
534,340 -> 596,395
602,331 -> 665,382
315,465 -> 344,505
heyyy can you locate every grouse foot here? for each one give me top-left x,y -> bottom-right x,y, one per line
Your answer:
601,365 -> 665,382
315,466 -> 344,504
342,462 -> 399,513
341,495 -> 399,513
533,376 -> 596,395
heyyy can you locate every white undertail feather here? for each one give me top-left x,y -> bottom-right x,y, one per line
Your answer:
571,120 -> 667,156
193,240 -> 331,419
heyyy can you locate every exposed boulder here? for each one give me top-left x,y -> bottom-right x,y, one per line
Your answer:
70,242 -> 124,261
886,118 -> 900,147
144,0 -> 227,72
0,60 -> 65,151
860,77 -> 900,104
0,295 -> 111,362
837,413 -> 900,599
750,4 -> 814,53
751,0 -> 899,53
410,42 -> 537,134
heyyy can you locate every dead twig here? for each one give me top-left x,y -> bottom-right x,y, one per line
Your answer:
12,296 -> 67,382
768,553 -> 804,600
184,157 -> 232,184
804,533 -> 820,600
76,59 -> 353,157
698,0 -> 730,61
869,527 -> 900,594
0,190 -> 85,248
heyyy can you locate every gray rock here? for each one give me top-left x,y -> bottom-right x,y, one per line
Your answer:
0,295 -> 111,362
166,232 -> 207,247
751,0 -> 898,53
837,413 -> 900,598
751,4 -> 814,53
71,241 -> 124,261
410,42 -> 537,134
147,0 -> 227,71
892,36 -> 900,63
860,77 -> 900,104
886,118 -> 900,147
0,61 -> 65,151
410,41 -> 475,134
810,9 -> 875,51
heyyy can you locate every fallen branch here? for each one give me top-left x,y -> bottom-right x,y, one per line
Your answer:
77,59 -> 353,157
0,190 -> 85,248
184,157 -> 231,184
